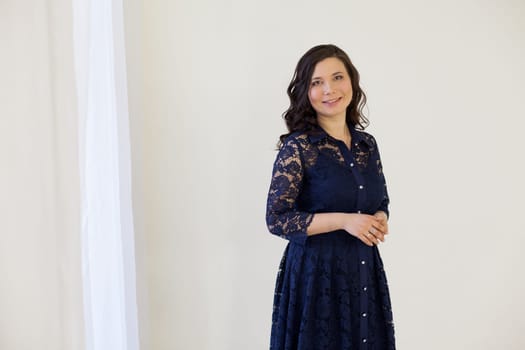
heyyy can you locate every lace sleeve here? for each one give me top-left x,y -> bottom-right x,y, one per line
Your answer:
266,137 -> 313,244
374,138 -> 390,217
377,166 -> 390,217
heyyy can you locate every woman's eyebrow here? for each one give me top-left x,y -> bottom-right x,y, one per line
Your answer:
311,71 -> 344,80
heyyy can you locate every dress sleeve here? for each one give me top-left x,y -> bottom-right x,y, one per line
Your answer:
375,139 -> 390,218
266,137 -> 313,244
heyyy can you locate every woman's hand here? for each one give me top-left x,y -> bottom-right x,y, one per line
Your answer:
342,213 -> 388,247
374,211 -> 389,235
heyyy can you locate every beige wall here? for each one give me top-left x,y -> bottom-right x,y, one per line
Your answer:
0,1 -> 84,349
130,0 -> 525,349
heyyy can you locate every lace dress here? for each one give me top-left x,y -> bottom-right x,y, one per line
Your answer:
266,126 -> 396,350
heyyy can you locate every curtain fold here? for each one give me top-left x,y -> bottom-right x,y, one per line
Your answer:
73,0 -> 140,349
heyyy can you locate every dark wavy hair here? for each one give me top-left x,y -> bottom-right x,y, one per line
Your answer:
279,44 -> 369,146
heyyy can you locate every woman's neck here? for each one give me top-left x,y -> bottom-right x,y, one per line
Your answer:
317,116 -> 350,142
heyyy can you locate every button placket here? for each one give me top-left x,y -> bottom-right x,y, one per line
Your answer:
339,136 -> 370,349
358,244 -> 369,349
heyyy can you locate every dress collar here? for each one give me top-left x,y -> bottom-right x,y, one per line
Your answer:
308,125 -> 372,147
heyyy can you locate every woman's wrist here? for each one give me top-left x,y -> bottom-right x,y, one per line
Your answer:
374,211 -> 388,221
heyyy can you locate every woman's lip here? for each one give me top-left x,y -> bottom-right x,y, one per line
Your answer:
323,97 -> 342,104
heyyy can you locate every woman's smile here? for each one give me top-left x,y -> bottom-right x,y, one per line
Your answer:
322,96 -> 343,105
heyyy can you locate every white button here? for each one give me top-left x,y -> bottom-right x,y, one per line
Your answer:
361,260 -> 366,265
362,338 -> 367,343
357,210 -> 361,214
363,286 -> 368,291
359,185 -> 364,189
350,163 -> 354,167
362,312 -> 367,317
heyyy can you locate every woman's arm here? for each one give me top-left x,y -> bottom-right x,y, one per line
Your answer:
308,212 -> 387,246
266,137 -> 313,244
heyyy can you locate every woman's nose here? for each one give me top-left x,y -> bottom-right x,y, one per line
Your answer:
323,82 -> 334,94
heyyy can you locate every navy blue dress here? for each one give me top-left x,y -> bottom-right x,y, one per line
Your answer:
266,126 -> 395,350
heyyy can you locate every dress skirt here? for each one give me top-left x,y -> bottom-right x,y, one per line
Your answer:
270,231 -> 395,350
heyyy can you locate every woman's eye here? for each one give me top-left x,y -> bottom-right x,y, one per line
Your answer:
311,80 -> 321,87
334,75 -> 344,80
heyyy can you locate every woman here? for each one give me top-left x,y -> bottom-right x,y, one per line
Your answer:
266,44 -> 396,350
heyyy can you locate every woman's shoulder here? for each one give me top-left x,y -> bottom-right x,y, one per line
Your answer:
353,128 -> 378,147
280,131 -> 311,149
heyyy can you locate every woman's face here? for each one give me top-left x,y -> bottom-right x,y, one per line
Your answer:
308,57 -> 353,121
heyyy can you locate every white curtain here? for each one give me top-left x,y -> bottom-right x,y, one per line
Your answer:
73,0 -> 140,349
